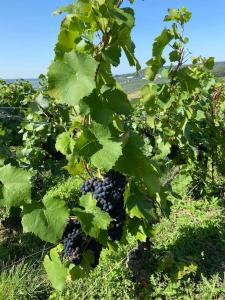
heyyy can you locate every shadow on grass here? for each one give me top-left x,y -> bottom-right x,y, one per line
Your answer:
0,231 -> 50,269
154,224 -> 225,281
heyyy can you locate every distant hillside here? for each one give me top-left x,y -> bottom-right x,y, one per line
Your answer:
116,61 -> 225,94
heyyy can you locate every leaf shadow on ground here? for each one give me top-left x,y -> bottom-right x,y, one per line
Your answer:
0,229 -> 50,269
152,223 -> 225,281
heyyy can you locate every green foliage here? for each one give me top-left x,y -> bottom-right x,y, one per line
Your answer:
0,165 -> 32,207
0,80 -> 35,165
44,176 -> 82,208
55,132 -> 75,157
44,246 -> 68,291
48,51 -> 98,106
134,196 -> 225,299
1,2 -> 225,296
89,123 -> 123,170
22,196 -> 69,243
116,134 -> 160,194
146,28 -> 174,80
74,193 -> 112,239
164,7 -> 192,24
125,183 -> 155,219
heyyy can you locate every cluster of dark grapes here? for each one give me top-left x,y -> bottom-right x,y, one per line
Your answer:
80,170 -> 127,241
62,218 -> 102,267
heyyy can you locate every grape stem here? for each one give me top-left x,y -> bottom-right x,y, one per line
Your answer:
82,159 -> 93,177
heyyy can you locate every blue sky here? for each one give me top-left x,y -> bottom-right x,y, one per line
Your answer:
0,0 -> 224,78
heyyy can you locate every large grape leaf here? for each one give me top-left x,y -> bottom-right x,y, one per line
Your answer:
89,123 -> 123,170
74,129 -> 101,160
141,83 -> 158,112
74,124 -> 123,170
116,134 -> 160,194
108,7 -> 135,27
81,92 -> 114,125
102,45 -> 121,67
125,184 -> 155,219
44,246 -> 68,291
48,50 -> 98,106
73,193 -> 112,239
54,15 -> 82,59
127,217 -> 153,242
103,88 -> 132,116
81,88 -> 131,125
56,132 -> 75,157
146,28 -> 174,80
22,196 -> 69,243
0,165 -> 32,207
118,26 -> 141,71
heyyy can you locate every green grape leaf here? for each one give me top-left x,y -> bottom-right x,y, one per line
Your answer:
81,88 -> 131,125
146,29 -> 174,80
56,132 -> 75,156
96,61 -> 116,86
120,27 -> 141,71
74,129 -> 101,160
48,51 -> 98,106
81,92 -> 113,125
108,7 -> 135,28
73,193 -> 112,238
116,134 -> 160,194
141,83 -> 158,112
0,165 -> 32,207
35,93 -> 49,109
53,3 -> 75,15
102,45 -> 121,67
103,88 -> 132,115
89,123 -> 123,170
54,1 -> 92,16
177,67 -> 200,92
54,16 -> 82,59
204,57 -> 215,70
169,50 -> 180,62
44,246 -> 68,291
127,217 -> 153,242
164,7 -> 192,25
125,184 -> 155,219
172,171 -> 192,196
22,197 -> 69,243
64,158 -> 84,176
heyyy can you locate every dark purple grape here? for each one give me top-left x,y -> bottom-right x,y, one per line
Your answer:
62,218 -> 103,267
80,170 -> 127,241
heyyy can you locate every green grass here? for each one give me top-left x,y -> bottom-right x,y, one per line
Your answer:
50,243 -> 136,300
0,262 -> 50,300
147,197 -> 225,299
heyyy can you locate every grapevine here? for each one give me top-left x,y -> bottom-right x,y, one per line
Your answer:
0,1 -> 225,294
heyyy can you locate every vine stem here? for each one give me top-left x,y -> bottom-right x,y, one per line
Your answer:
72,106 -> 78,116
82,159 -> 93,177
93,0 -> 123,81
170,46 -> 185,87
